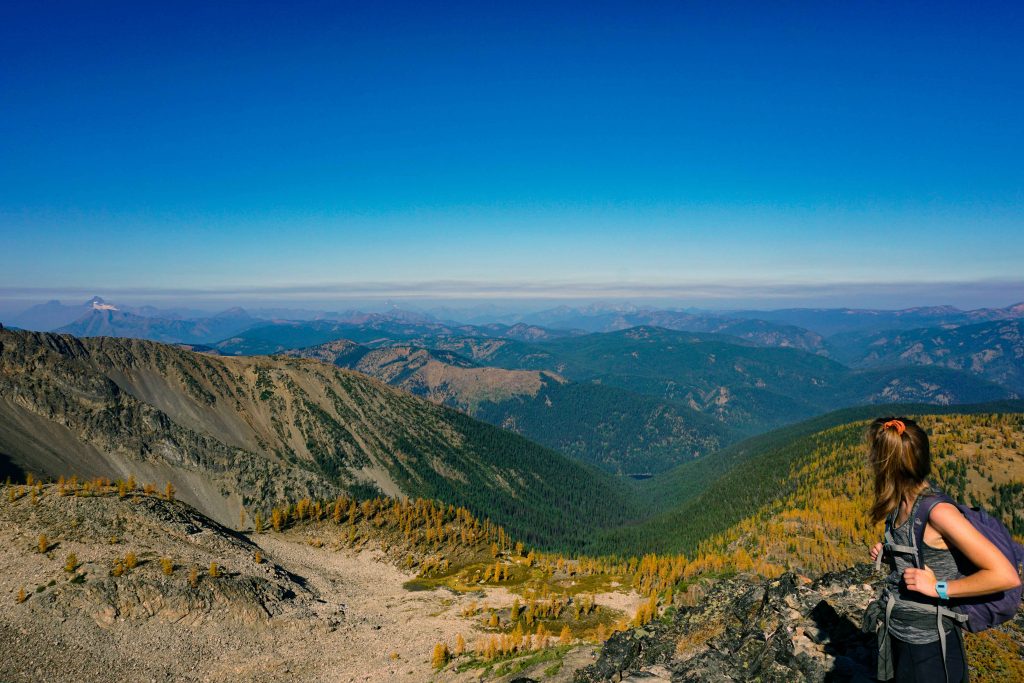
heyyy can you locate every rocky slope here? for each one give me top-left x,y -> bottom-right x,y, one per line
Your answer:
285,340 -> 561,411
573,565 -> 1024,683
0,327 -> 637,548
0,483 -> 640,683
3,481 -> 1021,682
0,485 -> 335,682
574,566 -> 881,682
829,319 -> 1024,394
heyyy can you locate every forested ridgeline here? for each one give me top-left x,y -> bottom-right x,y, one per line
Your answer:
596,400 -> 1024,556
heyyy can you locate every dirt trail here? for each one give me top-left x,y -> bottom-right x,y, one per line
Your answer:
254,534 -> 566,681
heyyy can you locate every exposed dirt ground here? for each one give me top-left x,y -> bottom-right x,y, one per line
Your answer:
0,488 -> 639,683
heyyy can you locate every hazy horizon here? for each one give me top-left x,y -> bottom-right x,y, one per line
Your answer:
2,277 -> 1023,321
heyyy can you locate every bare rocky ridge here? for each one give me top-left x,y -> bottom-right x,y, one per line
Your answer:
574,567 -> 879,682
0,327 -> 636,547
0,486 -> 336,681
285,340 -> 563,412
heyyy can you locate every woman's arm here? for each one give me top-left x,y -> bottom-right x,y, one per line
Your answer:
903,502 -> 1022,599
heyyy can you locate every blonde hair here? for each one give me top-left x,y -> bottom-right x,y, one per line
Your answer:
866,416 -> 930,524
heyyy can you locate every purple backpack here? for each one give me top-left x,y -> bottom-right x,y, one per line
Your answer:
911,490 -> 1024,632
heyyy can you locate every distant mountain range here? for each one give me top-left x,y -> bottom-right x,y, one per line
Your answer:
6,296 -> 117,331
8,295 -> 1023,351
6,296 -> 217,331
727,301 -> 1024,336
4,297 -> 1021,477
56,306 -> 261,345
515,306 -> 828,351
212,318 -> 577,356
442,325 -> 1013,427
271,323 -> 1014,475
828,319 -> 1024,393
449,300 -> 1024,338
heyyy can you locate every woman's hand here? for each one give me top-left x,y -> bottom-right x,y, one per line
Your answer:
869,542 -> 882,561
903,565 -> 938,598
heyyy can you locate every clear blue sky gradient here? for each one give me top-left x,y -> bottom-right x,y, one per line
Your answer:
1,1 -> 1022,305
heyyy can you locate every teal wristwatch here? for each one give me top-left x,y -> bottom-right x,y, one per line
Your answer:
936,581 -> 949,600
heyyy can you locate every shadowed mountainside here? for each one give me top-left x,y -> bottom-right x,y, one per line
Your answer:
0,327 -> 637,549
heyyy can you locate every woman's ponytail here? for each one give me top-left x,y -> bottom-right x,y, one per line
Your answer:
867,416 -> 930,524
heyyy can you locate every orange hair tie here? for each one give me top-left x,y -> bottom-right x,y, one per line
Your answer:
883,419 -> 906,435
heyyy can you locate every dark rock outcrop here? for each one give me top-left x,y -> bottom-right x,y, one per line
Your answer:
575,565 -> 881,682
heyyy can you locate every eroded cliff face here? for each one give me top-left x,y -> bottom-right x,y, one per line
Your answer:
574,565 -> 1024,683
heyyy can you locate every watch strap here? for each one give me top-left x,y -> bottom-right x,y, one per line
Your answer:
936,581 -> 949,600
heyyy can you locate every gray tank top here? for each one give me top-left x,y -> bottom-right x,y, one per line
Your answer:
883,489 -> 965,643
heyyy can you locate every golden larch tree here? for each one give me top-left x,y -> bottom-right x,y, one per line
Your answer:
431,642 -> 450,670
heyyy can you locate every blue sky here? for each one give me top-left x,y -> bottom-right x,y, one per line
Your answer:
1,1 -> 1022,309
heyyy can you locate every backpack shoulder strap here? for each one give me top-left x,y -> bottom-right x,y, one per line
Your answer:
912,488 -> 957,568
877,504 -> 919,571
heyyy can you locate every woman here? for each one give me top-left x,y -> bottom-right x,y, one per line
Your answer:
865,416 -> 1020,683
